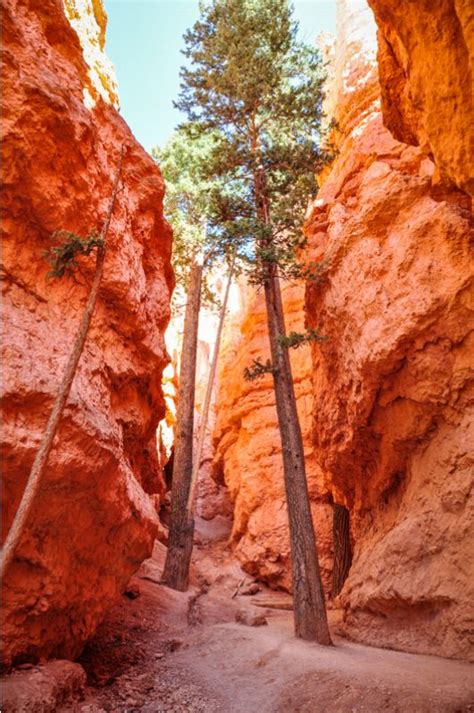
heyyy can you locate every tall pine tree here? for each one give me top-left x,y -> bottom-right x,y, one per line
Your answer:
177,0 -> 332,643
153,129 -> 233,590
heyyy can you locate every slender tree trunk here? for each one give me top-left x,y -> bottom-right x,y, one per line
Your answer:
0,147 -> 125,582
331,503 -> 352,598
263,261 -> 332,645
187,255 -> 235,516
251,140 -> 331,643
161,257 -> 203,591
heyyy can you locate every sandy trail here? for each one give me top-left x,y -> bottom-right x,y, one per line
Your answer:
74,521 -> 474,713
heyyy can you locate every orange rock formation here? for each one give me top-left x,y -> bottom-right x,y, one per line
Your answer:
368,0 -> 474,197
305,0 -> 473,660
1,0 -> 173,666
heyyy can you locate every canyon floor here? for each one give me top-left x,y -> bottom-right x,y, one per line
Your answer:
6,518 -> 474,712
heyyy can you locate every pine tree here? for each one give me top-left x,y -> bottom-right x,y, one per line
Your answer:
176,0 -> 332,643
153,129 -> 233,590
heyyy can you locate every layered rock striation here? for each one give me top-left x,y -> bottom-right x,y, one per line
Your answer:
305,0 -> 473,660
1,0 -> 173,666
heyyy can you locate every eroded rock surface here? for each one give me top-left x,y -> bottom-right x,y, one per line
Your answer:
1,0 -> 173,666
368,0 -> 474,196
304,0 -> 473,660
0,660 -> 87,712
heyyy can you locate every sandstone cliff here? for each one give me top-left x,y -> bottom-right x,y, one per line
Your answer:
367,0 -> 474,197
1,0 -> 173,666
304,0 -> 473,660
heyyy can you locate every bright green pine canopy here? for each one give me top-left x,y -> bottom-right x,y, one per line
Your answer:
175,0 -> 332,283
152,129 -> 218,290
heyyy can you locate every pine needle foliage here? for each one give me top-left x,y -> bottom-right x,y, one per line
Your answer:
176,0 -> 332,285
243,357 -> 275,381
278,328 -> 327,350
244,330 -> 326,381
44,230 -> 103,279
152,128 -> 235,309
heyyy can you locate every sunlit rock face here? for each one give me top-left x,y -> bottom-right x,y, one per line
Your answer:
213,280 -> 333,593
63,0 -> 119,108
305,0 -> 473,660
367,0 -> 474,197
1,0 -> 173,666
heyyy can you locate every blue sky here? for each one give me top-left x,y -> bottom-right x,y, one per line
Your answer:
104,1 -> 336,153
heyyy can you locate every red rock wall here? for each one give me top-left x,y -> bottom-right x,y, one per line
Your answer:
305,0 -> 473,660
367,0 -> 474,197
213,281 -> 333,593
1,0 -> 173,666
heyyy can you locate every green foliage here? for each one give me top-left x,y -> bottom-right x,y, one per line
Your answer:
152,128 -> 235,304
152,129 -> 216,249
244,331 -> 327,382
176,0 -> 332,285
319,117 -> 340,164
44,230 -> 103,279
297,257 -> 329,285
277,328 -> 327,350
172,0 -> 333,374
243,357 -> 275,381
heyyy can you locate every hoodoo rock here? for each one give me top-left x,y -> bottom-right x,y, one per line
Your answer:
1,0 -> 173,666
213,281 -> 333,593
305,0 -> 473,660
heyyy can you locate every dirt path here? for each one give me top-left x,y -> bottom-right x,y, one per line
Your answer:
71,522 -> 473,713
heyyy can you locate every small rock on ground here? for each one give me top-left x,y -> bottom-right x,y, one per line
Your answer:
1,660 -> 86,713
235,609 -> 268,626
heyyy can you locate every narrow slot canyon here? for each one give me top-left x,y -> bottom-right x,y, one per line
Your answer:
1,0 -> 473,711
